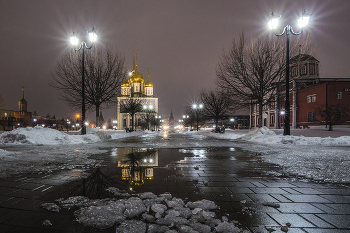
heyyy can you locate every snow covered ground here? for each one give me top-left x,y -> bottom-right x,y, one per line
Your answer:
0,126 -> 350,183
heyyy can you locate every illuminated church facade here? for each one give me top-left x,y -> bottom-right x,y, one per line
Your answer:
116,54 -> 158,130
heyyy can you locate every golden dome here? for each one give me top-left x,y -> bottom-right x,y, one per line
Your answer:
144,77 -> 153,87
121,77 -> 130,87
129,69 -> 144,83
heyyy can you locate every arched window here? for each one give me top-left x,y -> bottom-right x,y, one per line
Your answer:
301,65 -> 307,75
271,115 -> 275,125
310,65 -> 315,75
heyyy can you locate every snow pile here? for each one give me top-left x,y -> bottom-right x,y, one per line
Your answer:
110,130 -> 147,140
238,127 -> 276,141
45,191 -> 246,232
0,149 -> 11,159
0,126 -> 103,145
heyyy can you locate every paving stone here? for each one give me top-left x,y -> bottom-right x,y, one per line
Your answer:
232,181 -> 259,187
5,210 -> 48,227
315,214 -> 350,229
259,182 -> 297,188
324,204 -> 350,214
311,203 -> 339,214
227,187 -> 255,194
291,187 -> 324,195
249,187 -> 290,194
300,214 -> 335,228
278,203 -> 325,214
305,229 -> 350,233
319,195 -> 350,203
268,213 -> 316,228
270,194 -> 293,202
246,193 -> 279,203
198,186 -> 230,193
283,194 -> 332,203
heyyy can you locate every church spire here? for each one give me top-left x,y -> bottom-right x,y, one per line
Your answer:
133,53 -> 135,71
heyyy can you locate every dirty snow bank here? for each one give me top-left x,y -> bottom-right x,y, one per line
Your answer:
238,126 -> 350,146
0,126 -> 105,145
44,190 -> 247,233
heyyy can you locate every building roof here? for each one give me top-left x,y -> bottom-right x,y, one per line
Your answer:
18,86 -> 27,105
290,54 -> 319,63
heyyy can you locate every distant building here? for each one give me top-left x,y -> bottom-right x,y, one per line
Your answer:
0,87 -> 32,130
14,86 -> 32,124
116,54 -> 159,130
251,54 -> 350,128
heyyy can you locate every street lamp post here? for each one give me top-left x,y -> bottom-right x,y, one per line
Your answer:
268,10 -> 311,135
192,104 -> 203,131
70,28 -> 98,135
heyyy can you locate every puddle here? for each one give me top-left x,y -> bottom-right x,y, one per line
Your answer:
74,147 -> 283,198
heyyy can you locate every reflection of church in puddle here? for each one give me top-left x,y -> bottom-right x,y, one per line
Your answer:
118,150 -> 158,186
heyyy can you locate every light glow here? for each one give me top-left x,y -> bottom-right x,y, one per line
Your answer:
268,12 -> 280,30
88,27 -> 97,42
298,10 -> 311,28
70,34 -> 79,46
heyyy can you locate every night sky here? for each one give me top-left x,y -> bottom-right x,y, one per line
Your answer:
1,0 -> 349,122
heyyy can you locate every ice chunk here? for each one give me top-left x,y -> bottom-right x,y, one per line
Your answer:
142,212 -> 156,223
41,203 -> 60,212
202,210 -> 216,220
147,224 -> 170,233
42,220 -> 52,226
215,221 -> 241,233
159,192 -> 172,200
173,206 -> 192,218
151,203 -> 167,215
156,215 -> 189,226
116,220 -> 146,233
166,197 -> 185,208
178,225 -> 199,233
57,196 -> 90,209
192,208 -> 202,215
190,222 -> 212,233
186,199 -> 219,210
75,203 -> 125,229
143,196 -> 165,207
124,197 -> 147,218
139,192 -> 157,199
166,209 -> 181,217
262,201 -> 280,208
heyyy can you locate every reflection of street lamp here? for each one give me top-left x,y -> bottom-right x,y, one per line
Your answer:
192,103 -> 203,131
70,28 -> 98,135
230,118 -> 235,129
268,10 -> 311,135
66,120 -> 70,132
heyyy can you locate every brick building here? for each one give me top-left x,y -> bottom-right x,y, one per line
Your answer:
251,54 -> 350,129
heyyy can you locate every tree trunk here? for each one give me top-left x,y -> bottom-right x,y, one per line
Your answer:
328,122 -> 333,131
258,103 -> 263,128
96,105 -> 100,128
131,113 -> 135,131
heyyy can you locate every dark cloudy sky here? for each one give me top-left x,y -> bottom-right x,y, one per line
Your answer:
1,0 -> 349,122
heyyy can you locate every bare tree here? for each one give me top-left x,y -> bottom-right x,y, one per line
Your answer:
315,103 -> 349,131
216,32 -> 310,127
119,97 -> 144,131
199,88 -> 234,128
51,46 -> 125,127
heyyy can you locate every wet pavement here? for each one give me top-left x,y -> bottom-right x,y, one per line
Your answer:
0,132 -> 350,232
